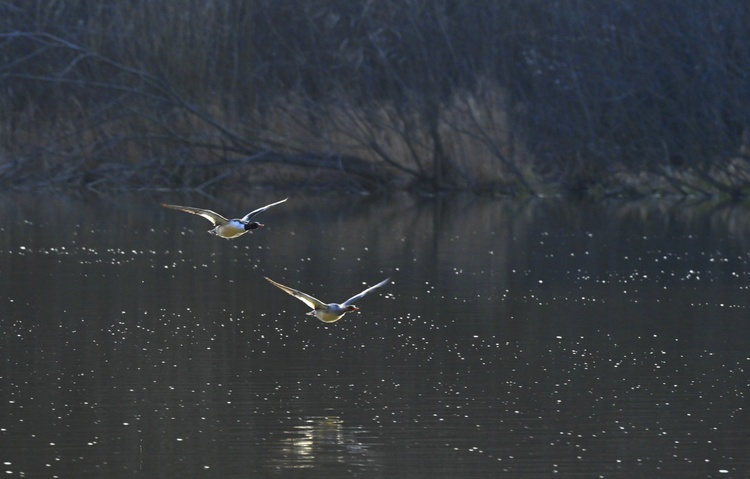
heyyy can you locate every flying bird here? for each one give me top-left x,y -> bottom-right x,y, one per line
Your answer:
265,276 -> 391,323
161,198 -> 287,239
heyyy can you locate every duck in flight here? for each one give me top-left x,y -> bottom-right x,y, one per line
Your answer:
265,276 -> 391,323
161,198 -> 287,239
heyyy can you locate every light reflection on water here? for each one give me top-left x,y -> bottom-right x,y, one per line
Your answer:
0,193 -> 749,477
264,416 -> 379,471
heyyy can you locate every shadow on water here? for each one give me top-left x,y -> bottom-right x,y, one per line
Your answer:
0,192 -> 749,477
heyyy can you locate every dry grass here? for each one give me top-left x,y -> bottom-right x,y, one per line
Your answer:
2,1 -> 750,198
247,81 -> 533,192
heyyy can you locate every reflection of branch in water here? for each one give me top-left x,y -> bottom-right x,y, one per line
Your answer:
265,416 -> 380,471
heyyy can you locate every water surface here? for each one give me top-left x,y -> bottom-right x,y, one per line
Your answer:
1,193 -> 749,477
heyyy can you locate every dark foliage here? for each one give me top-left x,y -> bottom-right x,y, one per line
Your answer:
1,0 -> 749,195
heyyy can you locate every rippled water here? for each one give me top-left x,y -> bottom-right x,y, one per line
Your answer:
1,193 -> 749,477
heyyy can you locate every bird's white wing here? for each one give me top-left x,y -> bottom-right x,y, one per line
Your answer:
241,198 -> 288,222
265,277 -> 326,310
161,204 -> 229,226
342,278 -> 391,306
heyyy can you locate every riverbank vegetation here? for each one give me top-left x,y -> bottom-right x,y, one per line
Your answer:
2,1 -> 750,198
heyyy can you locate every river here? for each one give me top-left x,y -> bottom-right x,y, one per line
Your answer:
1,192 -> 748,477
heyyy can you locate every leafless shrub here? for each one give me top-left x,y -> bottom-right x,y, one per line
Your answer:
1,1 -> 749,197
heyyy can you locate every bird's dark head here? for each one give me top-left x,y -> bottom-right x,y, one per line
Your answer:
245,222 -> 264,230
345,305 -> 359,312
